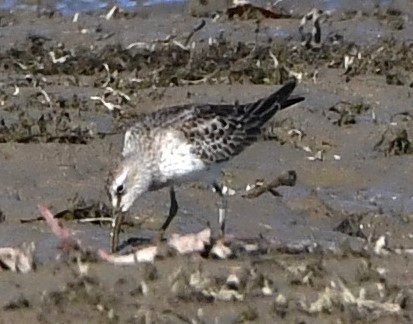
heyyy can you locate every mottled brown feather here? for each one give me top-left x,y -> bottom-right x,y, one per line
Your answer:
124,80 -> 304,164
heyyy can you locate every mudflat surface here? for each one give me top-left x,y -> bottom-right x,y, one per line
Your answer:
1,1 -> 413,323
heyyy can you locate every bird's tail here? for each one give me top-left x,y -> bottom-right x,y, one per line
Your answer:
241,79 -> 305,135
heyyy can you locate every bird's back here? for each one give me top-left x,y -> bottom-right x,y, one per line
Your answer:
123,80 -> 304,165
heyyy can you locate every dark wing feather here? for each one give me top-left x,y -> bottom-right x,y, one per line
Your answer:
180,105 -> 248,163
181,80 -> 304,164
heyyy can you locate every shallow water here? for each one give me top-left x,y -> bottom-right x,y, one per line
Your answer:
0,0 -> 398,16
0,0 -> 186,15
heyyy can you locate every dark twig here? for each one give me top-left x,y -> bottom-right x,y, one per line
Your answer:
184,19 -> 206,47
242,170 -> 297,199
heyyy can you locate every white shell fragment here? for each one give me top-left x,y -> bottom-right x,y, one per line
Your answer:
0,242 -> 35,273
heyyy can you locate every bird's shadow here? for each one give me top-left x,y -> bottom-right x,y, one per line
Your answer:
116,235 -> 154,253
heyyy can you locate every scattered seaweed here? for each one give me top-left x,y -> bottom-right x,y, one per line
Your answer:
40,276 -> 120,322
1,24 -> 412,98
0,109 -> 97,144
260,117 -> 305,144
334,216 -> 367,239
374,125 -> 412,156
325,101 -> 371,127
21,196 -> 112,225
3,295 -> 30,311
227,3 -> 291,20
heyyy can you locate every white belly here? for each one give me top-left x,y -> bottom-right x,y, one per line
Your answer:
157,130 -> 214,184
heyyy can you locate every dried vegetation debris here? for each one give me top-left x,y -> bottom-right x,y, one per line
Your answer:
0,109 -> 97,144
1,18 -> 412,94
324,100 -> 372,127
168,263 -> 277,304
0,10 -> 411,147
226,2 -> 291,20
21,195 -> 113,224
334,215 -> 367,240
175,269 -> 245,302
3,294 -> 31,311
297,9 -> 413,85
372,7 -> 406,30
260,116 -> 304,143
261,117 -> 337,162
39,275 -> 120,322
187,0 -> 290,20
374,124 -> 412,156
2,204 -> 412,322
300,279 -> 402,321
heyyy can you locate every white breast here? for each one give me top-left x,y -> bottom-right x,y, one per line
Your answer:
156,130 -> 208,184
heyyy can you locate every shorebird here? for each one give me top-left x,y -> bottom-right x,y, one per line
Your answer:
107,79 -> 305,252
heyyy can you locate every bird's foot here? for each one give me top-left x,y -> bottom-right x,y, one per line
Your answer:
153,229 -> 167,245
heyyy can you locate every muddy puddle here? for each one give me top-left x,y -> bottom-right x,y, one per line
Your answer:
0,0 -> 413,323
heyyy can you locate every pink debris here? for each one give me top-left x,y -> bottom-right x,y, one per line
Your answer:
38,204 -> 80,250
168,228 -> 211,254
98,246 -> 158,264
36,205 -> 234,266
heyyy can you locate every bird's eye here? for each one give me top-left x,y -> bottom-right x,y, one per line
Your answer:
116,184 -> 125,194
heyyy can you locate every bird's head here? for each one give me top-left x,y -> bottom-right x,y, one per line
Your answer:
107,155 -> 151,212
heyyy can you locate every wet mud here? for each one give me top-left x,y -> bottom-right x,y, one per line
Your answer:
1,0 -> 413,323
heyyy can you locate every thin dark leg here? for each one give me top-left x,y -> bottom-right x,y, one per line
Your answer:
160,186 -> 179,232
213,181 -> 228,237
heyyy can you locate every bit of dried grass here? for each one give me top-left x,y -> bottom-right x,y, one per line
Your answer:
301,279 -> 401,318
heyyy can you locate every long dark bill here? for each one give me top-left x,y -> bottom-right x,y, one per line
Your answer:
111,197 -> 124,253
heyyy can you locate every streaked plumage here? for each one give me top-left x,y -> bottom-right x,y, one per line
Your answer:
107,79 -> 305,251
